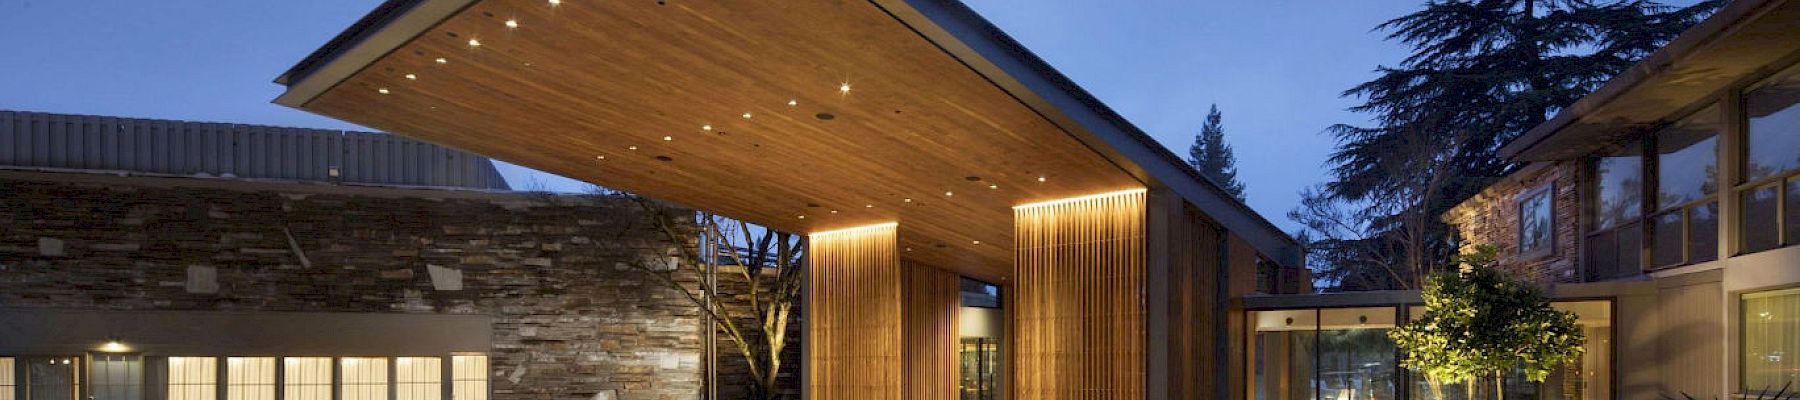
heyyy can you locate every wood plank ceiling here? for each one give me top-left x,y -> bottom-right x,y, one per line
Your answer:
290,0 -> 1143,280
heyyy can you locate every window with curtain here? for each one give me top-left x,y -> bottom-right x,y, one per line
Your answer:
1651,105 -> 1721,268
281,358 -> 331,400
451,356 -> 487,400
339,358 -> 388,400
1,357 -> 15,400
394,358 -> 439,400
1743,62 -> 1800,253
225,358 -> 274,400
1588,145 -> 1644,280
167,357 -> 217,400
1743,287 -> 1800,393
90,355 -> 143,400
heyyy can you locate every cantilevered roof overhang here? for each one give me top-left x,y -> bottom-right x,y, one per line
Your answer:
1501,0 -> 1800,162
274,0 -> 1300,280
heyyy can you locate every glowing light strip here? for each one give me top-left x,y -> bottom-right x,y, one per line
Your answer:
809,221 -> 899,237
1011,187 -> 1147,210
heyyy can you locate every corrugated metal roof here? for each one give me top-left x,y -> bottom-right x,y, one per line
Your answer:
0,110 -> 510,190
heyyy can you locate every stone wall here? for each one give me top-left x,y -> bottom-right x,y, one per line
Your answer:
0,171 -> 734,400
1442,161 -> 1583,286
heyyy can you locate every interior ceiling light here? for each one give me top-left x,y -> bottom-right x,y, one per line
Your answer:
662,135 -> 673,141
628,145 -> 638,150
788,99 -> 798,107
548,0 -> 561,6
839,83 -> 852,94
504,19 -> 519,29
903,198 -> 913,203
864,204 -> 873,208
702,124 -> 712,131
467,38 -> 481,47
944,191 -> 954,197
830,210 -> 839,214
595,155 -> 606,160
377,88 -> 390,95
404,73 -> 417,80
435,57 -> 448,64
972,240 -> 981,245
798,215 -> 806,219
1037,176 -> 1047,182
741,112 -> 753,119
989,184 -> 999,190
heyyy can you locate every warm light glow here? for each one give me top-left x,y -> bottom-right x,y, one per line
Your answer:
788,99 -> 798,107
944,191 -> 953,197
972,240 -> 981,245
662,135 -> 673,141
1013,188 -> 1148,210
903,198 -> 912,203
702,124 -> 712,131
98,340 -> 130,353
403,74 -> 416,80
376,88 -> 390,95
595,155 -> 605,160
627,145 -> 638,150
504,19 -> 518,29
435,57 -> 448,64
809,222 -> 898,237
989,184 -> 999,189
1037,176 -> 1047,182
798,215 -> 806,219
839,82 -> 852,94
864,204 -> 873,208
741,112 -> 752,119
467,38 -> 481,47
547,0 -> 561,6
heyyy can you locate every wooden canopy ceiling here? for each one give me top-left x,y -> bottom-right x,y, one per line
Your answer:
276,0 -> 1147,280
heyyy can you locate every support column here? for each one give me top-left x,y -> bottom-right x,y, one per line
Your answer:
1012,188 -> 1147,399
806,223 -> 902,400
902,262 -> 961,400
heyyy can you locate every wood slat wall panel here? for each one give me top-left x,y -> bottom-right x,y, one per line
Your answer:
1013,189 -> 1146,400
807,225 -> 902,400
1161,201 -> 1220,400
902,262 -> 961,400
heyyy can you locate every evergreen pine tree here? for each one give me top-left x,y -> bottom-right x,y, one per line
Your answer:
1188,104 -> 1247,201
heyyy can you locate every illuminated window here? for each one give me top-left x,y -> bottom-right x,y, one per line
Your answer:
281,358 -> 332,400
394,358 -> 440,400
339,358 -> 388,400
1743,287 -> 1800,393
225,358 -> 274,400
167,357 -> 217,400
452,356 -> 488,400
1,357 -> 14,400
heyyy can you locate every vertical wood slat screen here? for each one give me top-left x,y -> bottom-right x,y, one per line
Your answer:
1163,204 -> 1219,399
902,262 -> 962,400
1013,189 -> 1147,400
807,224 -> 902,400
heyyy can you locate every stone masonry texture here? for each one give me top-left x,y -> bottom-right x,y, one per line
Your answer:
1443,161 -> 1583,286
0,171 -> 799,400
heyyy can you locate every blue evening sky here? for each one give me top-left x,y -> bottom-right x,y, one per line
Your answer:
0,0 -> 1504,230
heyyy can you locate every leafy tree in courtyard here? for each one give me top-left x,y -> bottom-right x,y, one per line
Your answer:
1390,245 -> 1585,399
1188,104 -> 1247,201
1296,0 -> 1722,290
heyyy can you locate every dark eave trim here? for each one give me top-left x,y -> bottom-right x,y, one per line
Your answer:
273,0 -> 475,108
872,0 -> 1303,266
1498,0 -> 1783,160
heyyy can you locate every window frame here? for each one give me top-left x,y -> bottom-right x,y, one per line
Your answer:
1517,182 -> 1557,260
1738,285 -> 1800,395
1736,64 -> 1800,254
1585,142 -> 1649,280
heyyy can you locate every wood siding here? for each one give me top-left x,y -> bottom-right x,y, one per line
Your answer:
1154,196 -> 1222,400
1013,189 -> 1146,399
807,224 -> 902,400
902,262 -> 962,400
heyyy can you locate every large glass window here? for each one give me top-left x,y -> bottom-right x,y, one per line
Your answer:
1407,301 -> 1613,399
1252,309 -> 1321,400
394,358 -> 439,400
339,358 -> 388,400
1651,106 -> 1722,268
450,356 -> 487,400
225,358 -> 274,400
281,358 -> 331,400
1,357 -> 14,400
1588,145 -> 1645,279
89,355 -> 142,400
1742,64 -> 1800,253
166,357 -> 216,400
1743,287 -> 1800,392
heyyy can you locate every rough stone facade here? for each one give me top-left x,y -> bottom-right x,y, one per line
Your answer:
1442,161 -> 1583,286
0,171 -> 795,400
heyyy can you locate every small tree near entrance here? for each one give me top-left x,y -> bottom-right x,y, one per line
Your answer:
1389,245 -> 1584,399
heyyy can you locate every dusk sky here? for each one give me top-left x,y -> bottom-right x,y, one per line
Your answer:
2,0 -> 1436,230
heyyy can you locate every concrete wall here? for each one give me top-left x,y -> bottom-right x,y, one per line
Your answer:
0,170 -> 718,400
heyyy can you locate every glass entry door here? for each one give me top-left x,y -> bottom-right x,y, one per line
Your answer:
25,357 -> 79,400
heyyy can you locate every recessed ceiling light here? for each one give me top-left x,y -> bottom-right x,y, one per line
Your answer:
663,136 -> 673,141
903,198 -> 912,203
377,88 -> 390,94
404,73 -> 417,80
972,240 -> 981,245
944,191 -> 953,197
1037,176 -> 1047,182
989,184 -> 999,189
548,0 -> 561,6
504,19 -> 518,29
865,204 -> 873,208
830,210 -> 839,214
595,155 -> 606,160
467,38 -> 481,47
788,99 -> 798,107
839,83 -> 852,94
702,124 -> 712,131
905,247 -> 913,252
628,145 -> 638,150
797,215 -> 806,219
435,57 -> 448,64
742,112 -> 752,119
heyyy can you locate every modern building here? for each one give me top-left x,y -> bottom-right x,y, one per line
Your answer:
1245,0 -> 1800,398
270,1 -> 1311,400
